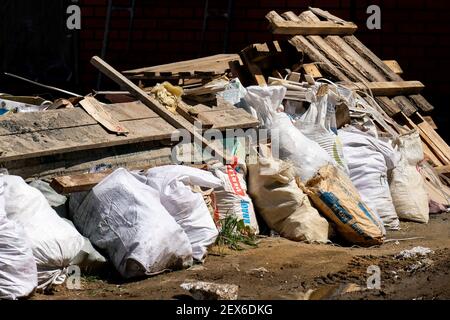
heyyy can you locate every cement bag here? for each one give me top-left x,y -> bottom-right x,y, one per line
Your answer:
69,168 -> 193,278
339,127 -> 400,230
390,131 -> 429,223
296,91 -> 349,175
143,165 -> 222,261
3,175 -> 85,289
301,165 -> 385,246
248,156 -> 329,243
0,176 -> 38,300
208,163 -> 259,234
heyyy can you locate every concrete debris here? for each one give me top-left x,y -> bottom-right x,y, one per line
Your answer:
180,281 -> 239,300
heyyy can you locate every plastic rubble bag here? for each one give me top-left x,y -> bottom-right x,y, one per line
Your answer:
272,112 -> 333,183
208,162 -> 259,234
244,85 -> 333,183
390,131 -> 429,223
248,154 -> 329,243
141,165 -> 222,262
295,85 -> 349,175
69,168 -> 193,278
339,127 -> 400,230
2,175 -> 85,289
300,165 -> 385,247
0,175 -> 38,300
29,180 -> 107,272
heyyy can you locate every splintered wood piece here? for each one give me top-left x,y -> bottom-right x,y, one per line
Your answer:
383,60 -> 403,75
91,56 -> 229,163
79,96 -> 129,135
302,63 -> 322,78
266,11 -> 357,35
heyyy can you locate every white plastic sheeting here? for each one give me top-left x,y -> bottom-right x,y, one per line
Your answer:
143,165 -> 221,262
3,175 -> 85,289
69,168 -> 193,279
339,127 -> 400,230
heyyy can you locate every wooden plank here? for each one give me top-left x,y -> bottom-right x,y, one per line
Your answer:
423,116 -> 438,130
392,96 -> 419,117
374,97 -> 401,117
79,96 -> 129,135
341,81 -> 424,96
51,172 -> 112,194
176,102 -> 214,129
123,54 -> 240,75
91,56 -> 229,163
0,118 -> 176,162
409,94 -> 434,112
289,36 -> 350,81
2,143 -> 173,181
0,101 -> 157,137
416,113 -> 450,163
325,35 -> 386,82
266,11 -> 357,35
383,60 -> 403,75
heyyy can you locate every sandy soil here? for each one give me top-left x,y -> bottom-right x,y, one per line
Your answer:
34,212 -> 450,300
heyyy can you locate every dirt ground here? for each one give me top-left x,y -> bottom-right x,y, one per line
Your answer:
34,212 -> 450,300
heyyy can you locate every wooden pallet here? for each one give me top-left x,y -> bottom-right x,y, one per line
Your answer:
123,54 -> 241,82
261,7 -> 448,167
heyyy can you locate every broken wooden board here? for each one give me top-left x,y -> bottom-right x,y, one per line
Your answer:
341,81 -> 425,96
0,100 -> 259,163
79,96 -> 129,135
383,60 -> 403,75
51,171 -> 112,194
302,63 -> 322,78
266,11 -> 357,35
239,46 -> 267,86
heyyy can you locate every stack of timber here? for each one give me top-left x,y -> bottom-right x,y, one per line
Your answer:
245,7 -> 449,172
0,57 -> 258,182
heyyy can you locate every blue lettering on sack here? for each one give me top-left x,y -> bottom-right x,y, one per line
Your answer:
319,192 -> 353,224
240,200 -> 251,225
358,203 -> 379,227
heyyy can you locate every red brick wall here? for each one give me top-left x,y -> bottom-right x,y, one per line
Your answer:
78,0 -> 450,135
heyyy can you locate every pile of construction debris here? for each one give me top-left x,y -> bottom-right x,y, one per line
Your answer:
1,7 -> 449,301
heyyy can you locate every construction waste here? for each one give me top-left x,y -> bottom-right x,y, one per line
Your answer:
2,18 -> 450,298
